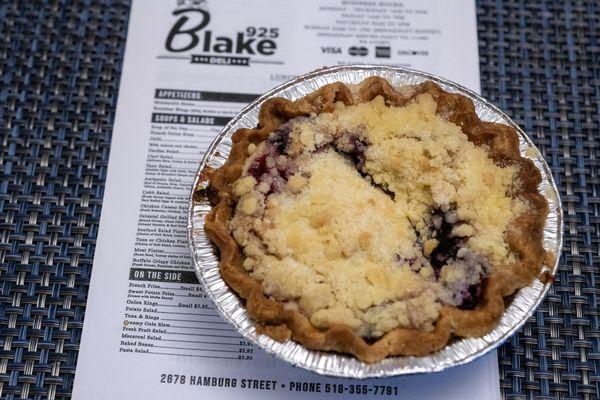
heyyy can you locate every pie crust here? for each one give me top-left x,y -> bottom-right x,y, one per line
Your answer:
200,77 -> 549,363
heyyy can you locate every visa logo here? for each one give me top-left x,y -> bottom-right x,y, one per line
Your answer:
321,46 -> 342,54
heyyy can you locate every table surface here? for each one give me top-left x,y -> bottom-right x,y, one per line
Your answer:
0,1 -> 598,399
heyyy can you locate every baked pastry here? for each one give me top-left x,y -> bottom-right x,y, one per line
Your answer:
201,77 -> 549,363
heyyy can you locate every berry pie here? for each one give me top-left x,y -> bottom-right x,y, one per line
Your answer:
201,77 -> 549,362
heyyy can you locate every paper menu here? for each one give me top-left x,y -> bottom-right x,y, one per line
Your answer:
72,0 -> 499,399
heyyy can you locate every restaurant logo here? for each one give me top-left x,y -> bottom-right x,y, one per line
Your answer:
163,0 -> 281,66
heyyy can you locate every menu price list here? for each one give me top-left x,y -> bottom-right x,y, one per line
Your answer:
118,87 -> 262,361
120,268 -> 255,360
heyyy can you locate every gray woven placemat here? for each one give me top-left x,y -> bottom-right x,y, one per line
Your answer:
0,1 -> 597,399
478,1 -> 599,399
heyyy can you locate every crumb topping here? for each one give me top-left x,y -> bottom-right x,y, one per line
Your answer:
229,93 -> 527,338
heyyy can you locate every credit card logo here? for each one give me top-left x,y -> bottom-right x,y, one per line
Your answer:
375,46 -> 391,58
348,46 -> 368,56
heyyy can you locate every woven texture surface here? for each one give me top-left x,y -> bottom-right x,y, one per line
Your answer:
478,1 -> 599,399
0,1 -> 129,399
0,0 -> 597,399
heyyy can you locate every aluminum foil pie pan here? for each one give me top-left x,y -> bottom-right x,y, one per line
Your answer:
187,65 -> 563,378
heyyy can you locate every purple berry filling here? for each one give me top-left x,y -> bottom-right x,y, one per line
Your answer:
395,254 -> 417,266
268,123 -> 293,154
458,277 -> 487,310
345,136 -> 369,169
428,208 -> 467,278
247,129 -> 296,196
334,134 -> 369,170
425,207 -> 489,308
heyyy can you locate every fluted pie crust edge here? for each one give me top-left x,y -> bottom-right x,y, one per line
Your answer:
198,77 -> 550,363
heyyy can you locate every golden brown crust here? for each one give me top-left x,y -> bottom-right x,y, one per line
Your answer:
200,77 -> 549,363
